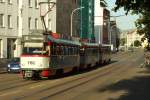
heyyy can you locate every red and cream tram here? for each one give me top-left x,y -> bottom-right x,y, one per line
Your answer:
21,34 -> 81,79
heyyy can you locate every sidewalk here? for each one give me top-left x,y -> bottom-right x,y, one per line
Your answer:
0,67 -> 7,74
0,58 -> 9,74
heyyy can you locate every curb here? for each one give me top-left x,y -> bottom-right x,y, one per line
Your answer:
0,71 -> 7,74
0,68 -> 7,74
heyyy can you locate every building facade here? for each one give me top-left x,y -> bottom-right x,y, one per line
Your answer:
94,0 -> 110,44
0,0 -> 19,58
0,0 -> 82,58
126,30 -> 143,47
0,0 -> 45,58
0,0 -> 95,58
79,0 -> 95,42
56,0 -> 78,37
110,20 -> 120,52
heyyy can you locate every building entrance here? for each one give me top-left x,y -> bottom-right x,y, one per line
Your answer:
7,38 -> 16,58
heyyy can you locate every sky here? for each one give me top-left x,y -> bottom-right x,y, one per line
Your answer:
107,0 -> 139,31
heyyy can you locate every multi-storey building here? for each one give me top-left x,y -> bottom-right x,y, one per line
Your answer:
0,0 -> 19,58
79,0 -> 95,42
0,0 -> 95,58
94,0 -> 110,44
126,29 -> 143,47
0,0 -> 45,58
39,0 -> 78,37
0,0 -> 80,58
110,20 -> 120,52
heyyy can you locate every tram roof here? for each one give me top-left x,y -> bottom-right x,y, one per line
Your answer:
47,36 -> 81,46
82,42 -> 99,47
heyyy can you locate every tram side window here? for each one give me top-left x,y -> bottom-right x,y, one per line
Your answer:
74,47 -> 78,55
68,47 -> 71,55
61,46 -> 64,55
77,47 -> 79,54
74,47 -> 76,55
56,46 -> 61,55
65,47 -> 68,55
68,47 -> 73,55
51,44 -> 56,55
71,47 -> 74,55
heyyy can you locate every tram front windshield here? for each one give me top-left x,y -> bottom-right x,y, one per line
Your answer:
23,47 -> 44,55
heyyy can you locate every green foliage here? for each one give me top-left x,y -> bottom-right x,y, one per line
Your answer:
120,38 -> 126,46
100,0 -> 107,7
114,0 -> 150,43
134,40 -> 141,47
114,0 -> 150,14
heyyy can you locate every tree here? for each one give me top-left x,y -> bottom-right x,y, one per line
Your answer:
114,0 -> 150,14
114,0 -> 150,43
100,0 -> 107,7
120,38 -> 126,46
134,40 -> 141,47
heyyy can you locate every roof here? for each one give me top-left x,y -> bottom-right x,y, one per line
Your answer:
47,35 -> 81,46
82,42 -> 99,47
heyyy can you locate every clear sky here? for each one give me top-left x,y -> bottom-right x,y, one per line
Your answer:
107,0 -> 139,31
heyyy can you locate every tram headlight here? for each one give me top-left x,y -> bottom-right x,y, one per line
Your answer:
8,64 -> 10,67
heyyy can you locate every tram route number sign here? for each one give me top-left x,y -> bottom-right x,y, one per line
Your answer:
28,61 -> 35,65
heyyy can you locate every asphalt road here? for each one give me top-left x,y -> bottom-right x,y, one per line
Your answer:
0,49 -> 149,100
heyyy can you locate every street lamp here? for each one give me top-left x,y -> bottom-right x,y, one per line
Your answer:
109,24 -> 116,51
71,7 -> 84,37
110,24 -> 116,44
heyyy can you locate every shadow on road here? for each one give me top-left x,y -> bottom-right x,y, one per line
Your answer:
98,71 -> 150,100
47,60 -> 118,80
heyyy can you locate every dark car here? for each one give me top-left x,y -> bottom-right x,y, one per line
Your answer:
7,57 -> 20,73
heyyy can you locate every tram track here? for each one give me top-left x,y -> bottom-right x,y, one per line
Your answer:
42,65 -> 133,100
41,54 -> 142,99
13,52 -> 139,99
0,51 -> 141,99
0,80 -> 43,92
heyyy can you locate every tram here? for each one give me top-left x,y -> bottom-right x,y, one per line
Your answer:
20,33 -> 111,79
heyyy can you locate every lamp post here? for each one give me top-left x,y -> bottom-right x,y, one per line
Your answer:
71,7 -> 84,37
109,24 -> 116,51
110,24 -> 116,44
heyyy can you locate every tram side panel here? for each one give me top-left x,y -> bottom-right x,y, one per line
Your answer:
80,46 -> 100,68
50,43 -> 80,73
101,45 -> 111,64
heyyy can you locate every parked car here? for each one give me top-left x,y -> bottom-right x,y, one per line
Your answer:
7,57 -> 20,73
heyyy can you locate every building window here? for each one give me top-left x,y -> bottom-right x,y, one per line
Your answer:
35,18 -> 38,29
29,0 -> 32,7
48,19 -> 52,30
8,15 -> 12,28
75,0 -> 77,4
17,0 -> 19,5
35,0 -> 38,8
17,16 -> 19,28
0,14 -> 4,27
28,17 -> 31,30
8,0 -> 12,4
0,0 -> 5,3
72,0 -> 77,4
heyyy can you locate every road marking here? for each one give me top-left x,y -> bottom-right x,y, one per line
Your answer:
0,90 -> 21,97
